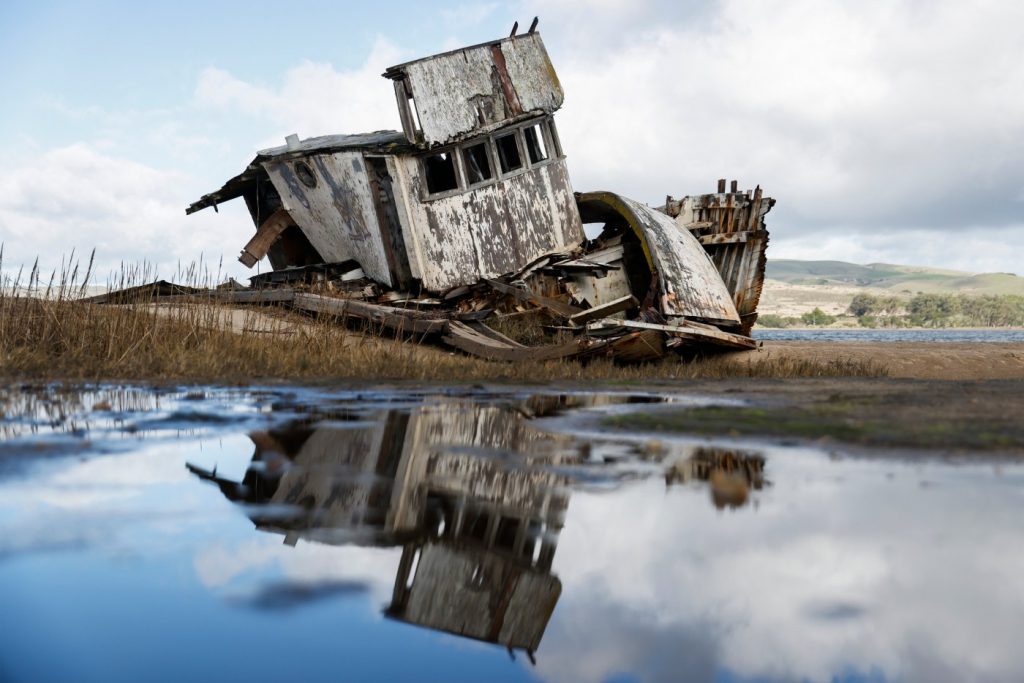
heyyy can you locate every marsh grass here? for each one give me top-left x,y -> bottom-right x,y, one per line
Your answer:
0,250 -> 888,383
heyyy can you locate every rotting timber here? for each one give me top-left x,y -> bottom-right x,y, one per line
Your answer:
164,22 -> 775,362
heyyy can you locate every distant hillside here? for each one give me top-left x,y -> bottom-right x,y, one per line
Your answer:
765,260 -> 1024,296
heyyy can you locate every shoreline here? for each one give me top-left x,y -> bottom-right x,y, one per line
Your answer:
732,340 -> 1024,380
754,325 -> 1024,332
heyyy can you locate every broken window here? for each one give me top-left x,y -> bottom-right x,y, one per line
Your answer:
524,123 -> 549,164
495,131 -> 523,175
422,150 -> 459,195
463,508 -> 490,541
394,79 -> 423,141
494,517 -> 519,550
408,94 -> 423,135
462,141 -> 493,185
547,119 -> 563,157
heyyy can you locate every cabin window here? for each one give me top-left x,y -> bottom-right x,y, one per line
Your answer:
524,123 -> 549,164
462,141 -> 493,185
422,150 -> 459,195
495,131 -> 523,175
495,517 -> 520,550
547,119 -> 563,157
408,94 -> 423,135
394,79 -> 423,141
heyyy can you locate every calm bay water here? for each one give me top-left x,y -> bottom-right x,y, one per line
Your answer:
755,328 -> 1024,342
1,385 -> 1022,683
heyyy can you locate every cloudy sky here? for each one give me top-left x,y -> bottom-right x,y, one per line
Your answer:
2,0 -> 1022,283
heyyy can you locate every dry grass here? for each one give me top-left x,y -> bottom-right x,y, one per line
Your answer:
0,253 -> 888,383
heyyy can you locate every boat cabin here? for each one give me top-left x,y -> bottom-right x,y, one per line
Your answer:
186,29 -> 583,293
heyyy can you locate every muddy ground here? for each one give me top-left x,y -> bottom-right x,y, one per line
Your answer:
735,340 -> 1024,380
604,341 -> 1024,454
603,374 -> 1024,455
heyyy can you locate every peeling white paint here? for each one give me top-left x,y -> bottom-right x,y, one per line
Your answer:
622,197 -> 740,323
397,157 -> 584,291
263,152 -> 393,286
394,34 -> 563,147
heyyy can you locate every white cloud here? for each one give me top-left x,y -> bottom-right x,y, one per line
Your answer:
193,538 -> 400,608
440,2 -> 500,29
8,1 -> 1024,278
534,0 -> 1024,272
548,1 -> 1024,203
194,37 -> 406,148
534,450 -> 1024,683
0,143 -> 254,281
771,226 -> 1024,275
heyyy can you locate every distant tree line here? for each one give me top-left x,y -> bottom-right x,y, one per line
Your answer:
758,308 -> 836,328
848,292 -> 1024,328
757,293 -> 1024,328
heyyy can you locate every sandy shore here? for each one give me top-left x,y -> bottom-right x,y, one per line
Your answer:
730,341 -> 1024,380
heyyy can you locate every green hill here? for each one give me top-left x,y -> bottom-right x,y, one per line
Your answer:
766,260 -> 1024,295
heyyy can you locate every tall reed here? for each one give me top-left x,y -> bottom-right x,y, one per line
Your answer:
0,249 -> 888,383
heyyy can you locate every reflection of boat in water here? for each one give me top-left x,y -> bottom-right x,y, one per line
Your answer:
666,447 -> 766,509
188,394 -> 768,657
188,396 -> 586,658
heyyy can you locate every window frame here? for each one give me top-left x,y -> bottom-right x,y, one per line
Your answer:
419,145 -> 463,199
522,121 -> 552,166
545,119 -> 564,159
416,116 -> 566,202
460,139 -> 496,188
493,129 -> 527,177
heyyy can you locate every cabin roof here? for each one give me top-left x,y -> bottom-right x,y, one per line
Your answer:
382,32 -> 563,147
257,130 -> 411,158
382,36 -> 519,77
185,130 -> 411,215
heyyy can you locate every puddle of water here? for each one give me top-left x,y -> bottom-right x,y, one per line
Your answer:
0,386 -> 1022,683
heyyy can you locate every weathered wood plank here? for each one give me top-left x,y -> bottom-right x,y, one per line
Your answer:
239,208 -> 292,268
568,294 -> 638,325
464,321 -> 527,347
384,33 -> 562,147
217,289 -> 297,304
443,320 -> 586,361
483,278 -> 582,317
699,231 -> 763,246
293,293 -> 447,335
592,318 -> 758,350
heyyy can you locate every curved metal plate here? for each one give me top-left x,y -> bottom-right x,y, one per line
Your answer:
577,192 -> 740,324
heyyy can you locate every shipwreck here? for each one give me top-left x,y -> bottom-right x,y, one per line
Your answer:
182,21 -> 774,361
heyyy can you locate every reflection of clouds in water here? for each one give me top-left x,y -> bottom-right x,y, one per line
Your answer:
193,539 -> 400,609
538,451 -> 1024,683
540,602 -> 722,683
5,389 -> 1024,682
0,437 -> 247,509
0,436 -> 253,562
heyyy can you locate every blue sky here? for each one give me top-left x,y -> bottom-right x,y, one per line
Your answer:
2,0 -> 1023,282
